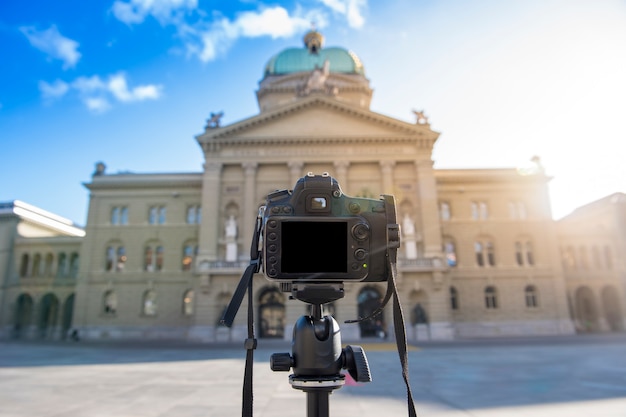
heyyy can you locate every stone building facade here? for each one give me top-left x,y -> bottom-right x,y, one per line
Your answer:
557,193 -> 626,332
5,30 -> 616,341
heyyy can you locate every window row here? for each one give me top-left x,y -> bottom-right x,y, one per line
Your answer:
439,200 -> 528,221
103,289 -> 194,316
561,245 -> 613,271
449,285 -> 539,310
443,239 -> 535,268
19,252 -> 79,278
110,204 -> 201,225
105,243 -> 199,272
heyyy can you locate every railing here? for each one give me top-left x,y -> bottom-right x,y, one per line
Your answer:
196,258 -> 445,273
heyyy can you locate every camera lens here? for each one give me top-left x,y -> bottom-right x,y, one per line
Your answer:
352,223 -> 370,241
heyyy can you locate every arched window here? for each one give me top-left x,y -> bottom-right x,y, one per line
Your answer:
69,253 -> 79,277
592,246 -> 602,269
604,245 -> 613,269
525,285 -> 538,308
106,244 -> 126,272
475,242 -> 484,266
44,253 -> 54,276
57,252 -> 67,277
182,243 -> 197,271
578,246 -> 589,270
258,287 -> 285,338
357,287 -> 384,338
485,286 -> 498,309
103,290 -> 117,315
144,242 -> 164,272
443,238 -> 457,267
32,253 -> 41,277
20,253 -> 29,277
116,247 -> 126,271
450,286 -> 459,310
143,290 -> 157,316
515,240 -> 535,266
475,239 -> 495,267
182,290 -> 194,316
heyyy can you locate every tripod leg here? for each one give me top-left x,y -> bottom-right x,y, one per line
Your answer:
307,391 -> 330,417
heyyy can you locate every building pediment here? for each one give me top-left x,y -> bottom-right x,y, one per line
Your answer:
197,95 -> 438,147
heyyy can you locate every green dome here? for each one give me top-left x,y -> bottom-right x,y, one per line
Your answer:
264,31 -> 364,76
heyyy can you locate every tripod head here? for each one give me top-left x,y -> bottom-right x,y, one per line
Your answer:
270,286 -> 371,417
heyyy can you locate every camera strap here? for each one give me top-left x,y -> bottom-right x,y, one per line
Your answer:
345,215 -> 418,417
220,212 -> 263,417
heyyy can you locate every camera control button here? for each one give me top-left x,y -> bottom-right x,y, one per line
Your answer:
352,223 -> 370,240
349,202 -> 361,214
268,232 -> 278,241
351,262 -> 360,271
354,249 -> 368,261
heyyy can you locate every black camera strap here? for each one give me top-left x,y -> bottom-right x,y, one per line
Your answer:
220,212 -> 263,417
345,211 -> 418,417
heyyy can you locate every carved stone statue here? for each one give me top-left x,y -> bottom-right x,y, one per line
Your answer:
300,60 -> 333,96
225,215 -> 237,238
402,213 -> 418,260
412,109 -> 429,125
225,215 -> 238,262
206,112 -> 224,129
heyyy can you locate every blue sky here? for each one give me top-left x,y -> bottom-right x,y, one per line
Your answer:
2,0 -> 626,225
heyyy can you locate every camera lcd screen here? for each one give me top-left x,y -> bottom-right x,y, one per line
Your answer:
281,221 -> 348,274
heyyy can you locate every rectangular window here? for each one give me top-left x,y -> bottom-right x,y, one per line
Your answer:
186,205 -> 201,224
149,205 -> 166,224
471,201 -> 488,220
111,206 -> 128,225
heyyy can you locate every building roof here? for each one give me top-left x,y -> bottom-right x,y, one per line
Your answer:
263,30 -> 364,76
0,200 -> 85,237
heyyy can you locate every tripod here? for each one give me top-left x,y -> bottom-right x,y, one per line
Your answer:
270,285 -> 371,417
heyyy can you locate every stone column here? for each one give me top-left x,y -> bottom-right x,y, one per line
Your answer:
197,161 -> 222,267
380,160 -> 396,195
288,161 -> 304,186
333,160 -> 349,190
242,162 -> 258,251
415,160 -> 442,258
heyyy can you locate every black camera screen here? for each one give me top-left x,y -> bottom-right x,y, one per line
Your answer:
281,221 -> 348,274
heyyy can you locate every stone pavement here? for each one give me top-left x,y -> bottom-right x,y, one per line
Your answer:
1,334 -> 626,417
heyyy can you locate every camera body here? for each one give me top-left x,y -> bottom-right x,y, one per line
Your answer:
261,172 -> 398,283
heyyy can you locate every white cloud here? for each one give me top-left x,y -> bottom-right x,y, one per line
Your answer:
236,7 -> 311,38
108,73 -> 162,101
39,80 -> 70,99
111,1 -> 359,63
20,25 -> 81,69
183,6 -> 318,62
41,73 -> 162,113
84,97 -> 112,113
318,0 -> 366,28
72,75 -> 107,93
112,0 -> 198,25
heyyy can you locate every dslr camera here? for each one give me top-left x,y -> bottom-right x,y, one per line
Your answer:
261,172 -> 399,285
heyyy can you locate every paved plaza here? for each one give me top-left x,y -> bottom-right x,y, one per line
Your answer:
1,334 -> 625,417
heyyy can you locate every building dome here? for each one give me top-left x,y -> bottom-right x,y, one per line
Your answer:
264,30 -> 365,76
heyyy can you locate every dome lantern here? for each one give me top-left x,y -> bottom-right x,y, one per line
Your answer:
304,30 -> 324,54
